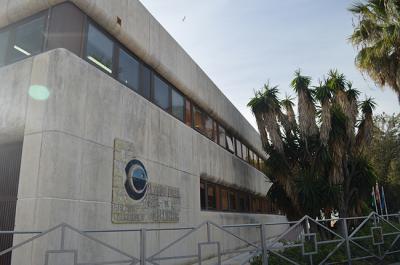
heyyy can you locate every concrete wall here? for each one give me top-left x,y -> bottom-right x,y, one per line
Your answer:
0,0 -> 266,158
0,50 -> 287,264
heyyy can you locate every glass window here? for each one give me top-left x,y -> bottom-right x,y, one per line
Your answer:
0,30 -> 10,66
204,115 -> 213,140
242,144 -> 249,162
139,64 -> 151,99
193,106 -> 204,132
221,189 -> 229,211
253,197 -> 261,213
207,185 -> 216,209
86,23 -> 114,74
228,191 -> 237,210
117,48 -> 139,90
171,88 -> 184,121
236,139 -> 242,158
200,182 -> 206,209
213,121 -> 218,143
218,125 -> 226,148
153,75 -> 170,111
249,150 -> 254,166
185,99 -> 192,126
226,134 -> 235,153
9,16 -> 45,63
239,194 -> 249,212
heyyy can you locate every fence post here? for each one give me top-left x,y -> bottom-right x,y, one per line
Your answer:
260,224 -> 268,265
140,228 -> 146,265
343,219 -> 352,265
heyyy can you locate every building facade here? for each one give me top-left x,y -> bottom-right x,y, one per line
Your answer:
0,1 -> 286,264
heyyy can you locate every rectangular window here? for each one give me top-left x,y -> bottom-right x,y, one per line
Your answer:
185,99 -> 192,126
200,182 -> 206,209
204,115 -> 214,140
249,150 -> 254,166
228,191 -> 237,211
171,88 -> 184,121
226,134 -> 235,153
117,48 -> 140,90
207,185 -> 216,209
242,144 -> 249,162
86,23 -> 114,74
218,125 -> 226,148
213,121 -> 218,143
193,106 -> 204,132
221,189 -> 229,211
236,139 -> 242,158
238,193 -> 249,212
0,30 -> 9,66
153,75 -> 170,111
253,197 -> 261,213
9,15 -> 46,64
139,64 -> 151,99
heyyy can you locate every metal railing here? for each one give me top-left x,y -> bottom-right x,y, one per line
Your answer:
0,212 -> 399,265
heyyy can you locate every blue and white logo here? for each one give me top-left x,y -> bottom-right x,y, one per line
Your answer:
124,160 -> 148,201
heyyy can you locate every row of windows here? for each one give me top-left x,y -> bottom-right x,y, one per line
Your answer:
200,180 -> 279,214
0,10 -> 267,172
83,21 -> 267,171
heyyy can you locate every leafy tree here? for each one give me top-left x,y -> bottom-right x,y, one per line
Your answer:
248,70 -> 376,220
349,0 -> 400,102
367,113 -> 400,212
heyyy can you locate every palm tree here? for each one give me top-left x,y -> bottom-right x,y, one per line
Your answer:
349,0 -> 400,102
249,69 -> 377,221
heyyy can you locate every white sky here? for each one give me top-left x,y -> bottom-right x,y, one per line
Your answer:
140,0 -> 399,130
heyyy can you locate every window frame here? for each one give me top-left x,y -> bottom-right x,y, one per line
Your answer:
0,10 -> 48,66
115,45 -> 141,92
151,73 -> 172,112
171,87 -> 185,121
84,20 -> 116,76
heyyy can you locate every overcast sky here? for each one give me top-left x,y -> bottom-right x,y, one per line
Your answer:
140,0 -> 399,130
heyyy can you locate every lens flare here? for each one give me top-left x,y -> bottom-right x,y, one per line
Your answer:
28,85 -> 50,101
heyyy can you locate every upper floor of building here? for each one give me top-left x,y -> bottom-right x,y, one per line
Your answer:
0,0 -> 267,172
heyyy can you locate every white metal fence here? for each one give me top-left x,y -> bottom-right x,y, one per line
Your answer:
0,212 -> 399,265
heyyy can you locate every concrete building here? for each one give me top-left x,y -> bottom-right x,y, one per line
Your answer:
0,1 -> 286,264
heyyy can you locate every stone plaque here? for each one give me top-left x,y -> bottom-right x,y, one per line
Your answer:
112,138 -> 181,223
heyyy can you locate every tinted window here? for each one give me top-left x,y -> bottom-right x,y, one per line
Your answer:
86,24 -> 113,74
226,134 -> 235,153
239,194 -> 249,212
229,191 -> 237,210
242,145 -> 249,162
200,182 -> 206,209
153,75 -> 170,111
139,64 -> 151,99
213,121 -> 218,143
207,185 -> 216,209
185,99 -> 192,126
0,30 -> 9,66
218,125 -> 226,148
117,49 -> 139,90
9,16 -> 45,63
204,115 -> 213,139
236,139 -> 242,158
249,150 -> 254,166
221,189 -> 229,210
193,106 -> 204,132
171,88 -> 184,121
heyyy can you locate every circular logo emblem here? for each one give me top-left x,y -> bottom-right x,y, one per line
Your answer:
124,160 -> 148,201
